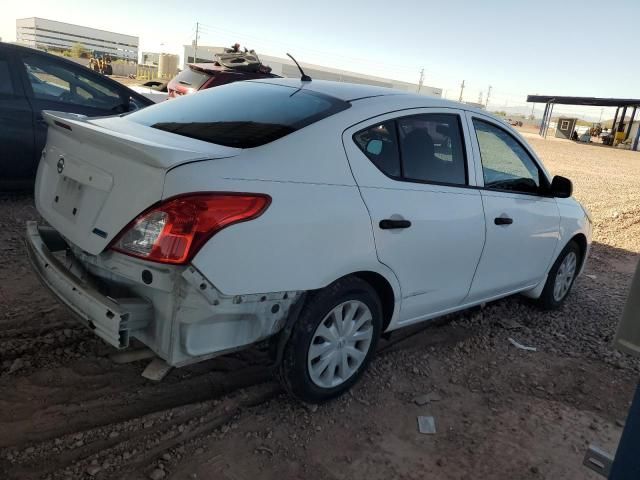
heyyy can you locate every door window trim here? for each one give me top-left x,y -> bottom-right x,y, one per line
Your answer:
468,114 -> 552,198
351,111 -> 470,188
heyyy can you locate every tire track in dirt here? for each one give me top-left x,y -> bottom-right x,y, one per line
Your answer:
1,383 -> 281,480
0,352 -> 273,449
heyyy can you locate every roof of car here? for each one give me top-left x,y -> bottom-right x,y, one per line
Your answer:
247,77 -> 483,113
249,77 -> 407,101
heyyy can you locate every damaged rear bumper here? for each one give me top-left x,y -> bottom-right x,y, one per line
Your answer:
25,221 -> 152,349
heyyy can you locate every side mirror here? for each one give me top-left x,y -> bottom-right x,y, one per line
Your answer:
550,175 -> 573,198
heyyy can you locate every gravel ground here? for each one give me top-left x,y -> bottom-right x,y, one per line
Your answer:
0,133 -> 639,480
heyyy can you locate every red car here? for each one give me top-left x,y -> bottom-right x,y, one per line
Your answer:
167,61 -> 280,98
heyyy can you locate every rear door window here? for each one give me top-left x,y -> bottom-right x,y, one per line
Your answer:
353,112 -> 467,186
353,120 -> 401,177
397,114 -> 467,185
128,81 -> 351,148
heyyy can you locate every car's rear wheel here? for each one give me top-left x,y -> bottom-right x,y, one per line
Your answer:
536,241 -> 581,309
277,276 -> 382,403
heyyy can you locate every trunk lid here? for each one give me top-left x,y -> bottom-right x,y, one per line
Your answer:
35,111 -> 239,255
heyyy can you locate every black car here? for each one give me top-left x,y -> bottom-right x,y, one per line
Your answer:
0,43 -> 154,188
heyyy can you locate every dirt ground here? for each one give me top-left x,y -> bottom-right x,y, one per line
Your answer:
1,132 -> 639,480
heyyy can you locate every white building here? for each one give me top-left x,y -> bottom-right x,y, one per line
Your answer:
183,45 -> 442,97
16,17 -> 138,61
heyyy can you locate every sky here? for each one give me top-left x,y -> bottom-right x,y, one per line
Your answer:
2,0 -> 638,119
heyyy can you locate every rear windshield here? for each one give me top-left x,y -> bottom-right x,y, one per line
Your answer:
173,67 -> 211,90
127,81 -> 350,148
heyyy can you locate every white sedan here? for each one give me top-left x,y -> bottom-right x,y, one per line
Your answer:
26,79 -> 591,402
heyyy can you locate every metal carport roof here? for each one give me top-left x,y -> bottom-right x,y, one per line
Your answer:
527,95 -> 640,108
528,95 -> 640,148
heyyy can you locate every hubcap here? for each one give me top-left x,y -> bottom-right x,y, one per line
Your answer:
553,251 -> 577,301
307,300 -> 374,389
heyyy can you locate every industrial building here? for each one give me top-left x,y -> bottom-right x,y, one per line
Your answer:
141,51 -> 161,66
16,17 -> 138,61
183,44 -> 442,97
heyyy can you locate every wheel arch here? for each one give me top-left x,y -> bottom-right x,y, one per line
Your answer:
271,268 -> 400,365
350,271 -> 397,332
570,232 -> 588,270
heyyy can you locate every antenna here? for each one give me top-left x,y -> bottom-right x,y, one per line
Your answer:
286,53 -> 311,82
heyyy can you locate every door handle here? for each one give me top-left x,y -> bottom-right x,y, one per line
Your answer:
379,219 -> 411,229
494,216 -> 513,226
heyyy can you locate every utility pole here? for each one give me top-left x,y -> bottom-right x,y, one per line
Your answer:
458,80 -> 465,102
417,68 -> 424,94
478,91 -> 483,105
530,102 -> 535,118
599,108 -> 604,123
485,85 -> 492,108
193,22 -> 199,63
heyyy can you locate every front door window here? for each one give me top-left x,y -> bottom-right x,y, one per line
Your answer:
473,119 -> 542,194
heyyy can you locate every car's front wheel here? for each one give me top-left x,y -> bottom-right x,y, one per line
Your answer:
537,241 -> 581,309
277,276 -> 382,403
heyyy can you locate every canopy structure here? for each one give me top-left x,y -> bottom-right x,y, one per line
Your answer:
527,95 -> 640,149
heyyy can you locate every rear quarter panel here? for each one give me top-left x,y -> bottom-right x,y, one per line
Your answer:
162,120 -> 402,300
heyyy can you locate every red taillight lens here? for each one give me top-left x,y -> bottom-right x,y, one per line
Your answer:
110,193 -> 270,264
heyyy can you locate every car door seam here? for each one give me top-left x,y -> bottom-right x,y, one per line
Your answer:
339,133 -> 404,302
460,190 -> 489,304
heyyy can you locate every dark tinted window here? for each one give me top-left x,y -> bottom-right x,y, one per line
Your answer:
0,59 -> 13,95
353,120 -> 400,177
354,114 -> 467,185
398,114 -> 467,185
473,119 -> 541,194
172,67 -> 211,90
128,81 -> 350,148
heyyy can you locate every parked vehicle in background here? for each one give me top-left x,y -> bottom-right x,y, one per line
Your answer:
129,81 -> 170,103
0,43 -> 154,188
26,79 -> 591,403
167,50 -> 279,98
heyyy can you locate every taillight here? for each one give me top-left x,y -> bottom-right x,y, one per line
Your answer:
110,193 -> 270,264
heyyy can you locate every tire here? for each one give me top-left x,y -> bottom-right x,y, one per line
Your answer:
277,276 -> 383,403
536,241 -> 581,310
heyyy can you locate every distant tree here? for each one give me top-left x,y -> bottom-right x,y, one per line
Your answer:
528,114 -> 535,120
493,110 -> 507,117
70,42 -> 88,58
